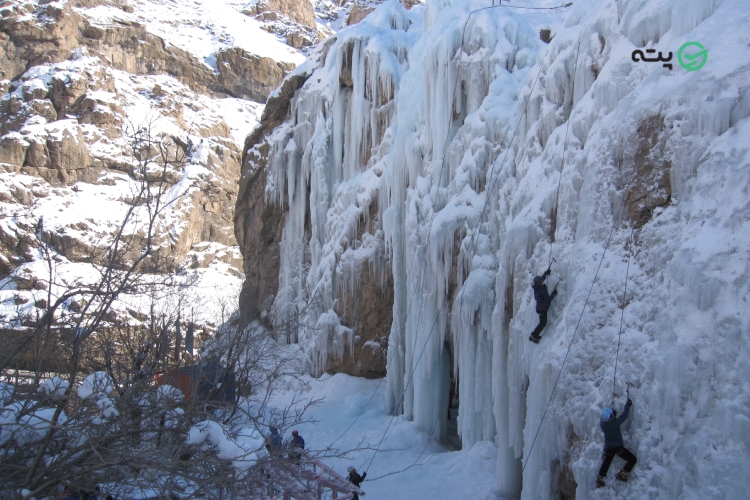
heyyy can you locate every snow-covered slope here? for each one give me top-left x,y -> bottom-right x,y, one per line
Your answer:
0,0 -> 319,327
236,0 -> 750,496
80,0 -> 305,66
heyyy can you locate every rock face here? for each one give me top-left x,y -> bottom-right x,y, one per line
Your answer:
345,0 -> 419,26
217,48 -> 296,102
246,0 -> 318,28
235,71 -> 309,329
0,0 -> 291,256
347,2 -> 376,25
235,0 -> 750,497
0,0 -> 297,103
400,0 -> 422,10
333,248 -> 391,378
233,13 -> 404,377
0,1 -> 82,81
625,114 -> 672,228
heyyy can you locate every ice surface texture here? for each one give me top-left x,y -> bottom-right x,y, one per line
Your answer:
255,0 -> 750,497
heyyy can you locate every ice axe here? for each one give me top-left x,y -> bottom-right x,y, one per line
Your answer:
611,382 -> 633,406
549,258 -> 564,283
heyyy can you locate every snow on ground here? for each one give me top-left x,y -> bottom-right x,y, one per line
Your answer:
77,0 -> 305,68
265,372 -> 501,499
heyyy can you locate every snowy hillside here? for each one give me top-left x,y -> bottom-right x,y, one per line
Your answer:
0,0 -> 317,328
235,0 -> 750,497
0,0 -> 398,330
79,0 -> 305,66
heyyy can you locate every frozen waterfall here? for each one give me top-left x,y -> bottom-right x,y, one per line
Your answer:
241,0 -> 750,497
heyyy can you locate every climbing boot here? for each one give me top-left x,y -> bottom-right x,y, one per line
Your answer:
615,471 -> 629,482
596,476 -> 605,488
529,335 -> 541,344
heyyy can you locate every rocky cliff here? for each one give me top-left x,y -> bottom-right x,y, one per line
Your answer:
0,0 -> 318,329
234,6 -> 401,377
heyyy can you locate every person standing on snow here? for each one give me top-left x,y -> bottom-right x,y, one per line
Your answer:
265,426 -> 282,456
596,398 -> 637,488
289,429 -> 305,464
529,267 -> 558,343
346,467 -> 366,500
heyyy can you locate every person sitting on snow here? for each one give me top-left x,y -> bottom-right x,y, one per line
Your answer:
596,398 -> 637,488
346,467 -> 366,500
529,267 -> 558,343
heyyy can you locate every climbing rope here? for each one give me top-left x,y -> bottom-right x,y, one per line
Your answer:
522,164 -> 641,472
320,14 -> 472,463
612,225 -> 635,405
362,363 -> 444,478
363,3 -> 556,478
362,311 -> 443,474
503,2 -> 573,10
327,378 -> 384,449
320,0 -> 574,478
365,437 -> 436,481
548,39 -> 581,269
352,5 -> 498,470
488,1 -> 573,13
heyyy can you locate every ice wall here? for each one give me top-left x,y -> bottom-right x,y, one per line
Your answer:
244,0 -> 750,497
254,1 -> 416,374
381,0 -> 539,445
484,0 -> 750,497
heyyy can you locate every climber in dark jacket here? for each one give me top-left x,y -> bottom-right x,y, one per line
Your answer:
346,467 -> 366,500
265,426 -> 282,455
288,429 -> 305,464
596,399 -> 637,488
529,267 -> 558,343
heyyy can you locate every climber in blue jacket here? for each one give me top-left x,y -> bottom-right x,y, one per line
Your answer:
529,267 -> 557,343
596,399 -> 637,488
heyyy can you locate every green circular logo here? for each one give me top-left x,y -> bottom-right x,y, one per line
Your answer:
678,42 -> 708,71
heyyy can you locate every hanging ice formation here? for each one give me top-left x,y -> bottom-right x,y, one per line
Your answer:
250,0 -> 415,374
238,0 -> 750,497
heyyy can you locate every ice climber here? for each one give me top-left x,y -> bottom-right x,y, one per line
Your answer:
346,466 -> 366,500
596,398 -> 637,488
529,267 -> 558,343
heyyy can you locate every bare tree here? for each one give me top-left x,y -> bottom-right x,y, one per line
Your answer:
0,320 -> 317,500
0,123 -> 184,496
0,126 -> 308,499
0,122 -> 341,500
